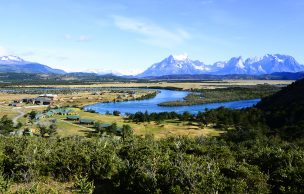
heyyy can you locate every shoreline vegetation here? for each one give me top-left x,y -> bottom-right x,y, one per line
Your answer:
80,90 -> 159,108
158,85 -> 281,106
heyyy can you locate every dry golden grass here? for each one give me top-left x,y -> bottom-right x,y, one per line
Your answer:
0,93 -> 37,105
9,179 -> 74,193
0,89 -> 153,114
0,105 -> 20,118
131,120 -> 223,139
53,90 -> 153,107
17,80 -> 294,90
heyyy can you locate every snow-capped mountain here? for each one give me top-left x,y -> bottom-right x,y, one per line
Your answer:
137,54 -> 211,77
0,55 -> 25,64
0,55 -> 66,74
244,54 -> 304,75
214,57 -> 247,75
138,54 -> 304,77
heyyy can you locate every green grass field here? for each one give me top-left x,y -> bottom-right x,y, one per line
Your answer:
49,108 -> 222,138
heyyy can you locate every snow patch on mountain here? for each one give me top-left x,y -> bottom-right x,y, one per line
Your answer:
172,53 -> 188,61
0,55 -> 66,74
137,54 -> 211,77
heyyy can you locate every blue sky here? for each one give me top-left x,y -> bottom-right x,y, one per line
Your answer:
0,0 -> 303,74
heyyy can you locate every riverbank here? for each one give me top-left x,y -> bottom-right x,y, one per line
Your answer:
77,90 -> 159,108
158,85 -> 280,106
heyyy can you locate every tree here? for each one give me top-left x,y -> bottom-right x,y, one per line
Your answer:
29,111 -> 37,120
108,123 -> 118,134
144,111 -> 150,122
181,111 -> 191,121
39,124 -> 57,137
39,125 -> 48,137
49,124 -> 57,136
15,122 -> 23,129
0,115 -> 14,135
113,110 -> 121,116
122,125 -> 133,140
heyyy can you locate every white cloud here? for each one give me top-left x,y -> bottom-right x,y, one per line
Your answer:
64,34 -> 73,40
77,35 -> 91,42
85,67 -> 144,76
117,68 -> 144,76
0,46 -> 8,56
112,15 -> 190,48
64,34 -> 91,42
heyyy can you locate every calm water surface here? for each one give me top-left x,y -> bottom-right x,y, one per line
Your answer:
85,89 -> 260,114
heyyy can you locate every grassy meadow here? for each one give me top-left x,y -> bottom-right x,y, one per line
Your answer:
14,79 -> 294,90
51,108 -> 222,138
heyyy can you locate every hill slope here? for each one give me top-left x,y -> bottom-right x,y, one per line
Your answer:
256,78 -> 304,139
0,55 -> 65,74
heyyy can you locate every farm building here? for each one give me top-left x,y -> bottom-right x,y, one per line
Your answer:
34,97 -> 53,105
80,118 -> 95,125
46,108 -> 74,116
66,115 -> 80,121
45,112 -> 54,117
22,98 -> 34,103
9,102 -> 22,107
116,127 -> 123,135
13,100 -> 23,103
39,94 -> 58,100
35,113 -> 45,120
34,108 -> 75,120
95,123 -> 111,131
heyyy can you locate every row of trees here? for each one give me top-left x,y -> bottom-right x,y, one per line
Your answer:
127,111 -> 191,123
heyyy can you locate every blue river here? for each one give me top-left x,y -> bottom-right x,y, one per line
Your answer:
84,89 -> 260,115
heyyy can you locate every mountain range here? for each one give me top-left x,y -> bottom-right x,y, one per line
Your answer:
138,54 -> 304,77
0,55 -> 65,74
0,54 -> 304,77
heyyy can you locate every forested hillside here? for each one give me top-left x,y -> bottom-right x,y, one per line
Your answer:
256,79 -> 304,139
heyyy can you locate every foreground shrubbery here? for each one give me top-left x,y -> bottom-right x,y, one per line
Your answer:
0,134 -> 303,193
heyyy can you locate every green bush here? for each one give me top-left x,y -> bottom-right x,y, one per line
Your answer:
74,175 -> 95,194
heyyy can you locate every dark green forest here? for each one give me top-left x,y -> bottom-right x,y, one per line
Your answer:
0,79 -> 304,193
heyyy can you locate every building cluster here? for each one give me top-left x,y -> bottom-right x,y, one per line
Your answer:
66,115 -> 123,135
35,108 -> 75,120
10,94 -> 58,107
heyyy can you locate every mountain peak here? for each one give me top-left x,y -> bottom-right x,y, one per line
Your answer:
172,54 -> 189,61
0,55 -> 24,62
138,54 -> 207,77
0,55 -> 66,74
